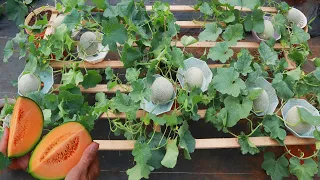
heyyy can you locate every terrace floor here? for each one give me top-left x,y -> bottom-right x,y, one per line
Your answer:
0,0 -> 320,179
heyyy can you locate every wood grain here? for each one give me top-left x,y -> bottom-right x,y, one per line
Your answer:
95,136 -> 316,150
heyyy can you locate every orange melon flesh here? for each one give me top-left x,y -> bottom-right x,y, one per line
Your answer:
29,122 -> 92,180
8,97 -> 43,158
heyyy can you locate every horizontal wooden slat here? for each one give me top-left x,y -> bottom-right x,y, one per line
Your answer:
145,5 -> 278,13
53,84 -> 132,93
176,20 -> 204,28
172,41 -> 286,49
50,60 -> 226,69
101,110 -> 207,119
95,136 -> 316,150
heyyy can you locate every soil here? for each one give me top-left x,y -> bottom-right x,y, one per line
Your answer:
28,10 -> 52,26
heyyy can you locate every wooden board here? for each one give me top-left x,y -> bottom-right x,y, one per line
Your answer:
95,136 -> 316,151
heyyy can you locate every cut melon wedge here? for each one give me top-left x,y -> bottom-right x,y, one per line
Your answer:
8,96 -> 43,158
29,122 -> 92,180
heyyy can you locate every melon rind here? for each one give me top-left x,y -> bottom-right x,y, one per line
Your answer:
150,76 -> 174,105
257,20 -> 274,40
28,122 -> 92,180
253,89 -> 269,113
79,32 -> 99,56
184,67 -> 204,90
8,96 -> 44,158
285,106 -> 313,135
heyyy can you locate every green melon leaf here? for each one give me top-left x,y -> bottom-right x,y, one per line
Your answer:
126,68 -> 140,83
199,2 -> 213,15
289,157 -> 318,180
262,115 -> 287,145
63,9 -> 81,30
0,152 -> 11,171
92,0 -> 107,9
272,73 -> 294,100
3,40 -> 14,63
244,8 -> 264,33
298,108 -> 320,126
127,163 -> 154,180
222,23 -> 244,46
102,18 -> 128,51
82,70 -> 102,89
121,43 -> 142,68
181,35 -> 198,47
238,132 -> 260,155
234,48 -> 253,75
199,23 -> 222,42
207,42 -> 234,63
224,96 -> 252,127
6,0 -> 28,26
261,152 -> 289,180
161,138 -> 179,168
168,46 -> 184,68
213,67 -> 246,97
178,121 -> 195,160
62,69 -> 84,85
258,42 -> 278,66
290,25 -> 311,45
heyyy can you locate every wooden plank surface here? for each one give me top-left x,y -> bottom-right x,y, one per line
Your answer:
144,5 -> 278,13
49,60 -> 226,69
95,136 -> 316,150
52,84 -> 132,93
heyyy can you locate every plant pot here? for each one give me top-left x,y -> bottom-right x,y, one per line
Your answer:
0,98 -> 16,128
286,7 -> 308,29
24,6 -> 57,38
140,75 -> 176,115
281,99 -> 320,138
77,32 -> 109,64
252,16 -> 281,42
18,66 -> 54,96
177,57 -> 213,92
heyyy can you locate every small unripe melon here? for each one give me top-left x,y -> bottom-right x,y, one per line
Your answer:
184,67 -> 204,90
285,106 -> 312,135
253,89 -> 269,113
51,15 -> 65,28
151,77 -> 174,105
258,20 -> 274,40
18,73 -> 41,96
79,32 -> 99,56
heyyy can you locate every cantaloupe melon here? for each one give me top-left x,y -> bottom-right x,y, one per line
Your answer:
8,96 -> 43,158
29,122 -> 92,180
18,73 -> 41,96
184,67 -> 204,90
253,89 -> 269,113
151,76 -> 174,105
258,20 -> 274,40
285,106 -> 312,135
79,32 -> 99,56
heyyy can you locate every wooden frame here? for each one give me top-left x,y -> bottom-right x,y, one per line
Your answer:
48,5 -> 315,151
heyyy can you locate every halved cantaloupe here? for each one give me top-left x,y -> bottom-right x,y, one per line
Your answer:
8,96 -> 43,158
29,122 -> 92,179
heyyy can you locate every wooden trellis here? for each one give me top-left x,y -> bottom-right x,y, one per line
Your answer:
48,5 -> 313,150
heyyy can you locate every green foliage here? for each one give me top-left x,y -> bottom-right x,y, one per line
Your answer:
289,157 -> 318,180
161,138 -> 179,168
0,152 -> 11,171
2,1 -> 319,179
262,152 -> 289,180
199,23 -> 222,42
207,42 -> 234,63
238,132 -> 260,155
298,108 -> 320,126
82,70 -> 102,89
262,115 -> 286,145
213,67 -> 246,97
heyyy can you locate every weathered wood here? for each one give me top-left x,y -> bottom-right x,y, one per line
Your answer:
49,60 -> 225,69
52,84 -> 132,93
95,136 -> 316,150
144,5 -> 278,13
